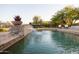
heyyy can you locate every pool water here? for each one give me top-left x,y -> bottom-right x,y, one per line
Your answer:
6,31 -> 79,54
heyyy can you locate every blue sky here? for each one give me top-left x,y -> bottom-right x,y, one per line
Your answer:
0,4 -> 79,24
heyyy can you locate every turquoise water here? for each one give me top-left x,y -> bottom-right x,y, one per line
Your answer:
6,31 -> 79,54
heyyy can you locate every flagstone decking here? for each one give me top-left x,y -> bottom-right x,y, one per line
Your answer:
0,25 -> 33,51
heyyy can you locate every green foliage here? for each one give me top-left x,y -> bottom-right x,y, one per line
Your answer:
51,5 -> 79,27
0,28 -> 9,32
32,16 -> 52,27
42,21 -> 51,27
33,16 -> 41,25
32,6 -> 79,28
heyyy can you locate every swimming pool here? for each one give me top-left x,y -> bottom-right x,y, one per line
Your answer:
6,31 -> 79,54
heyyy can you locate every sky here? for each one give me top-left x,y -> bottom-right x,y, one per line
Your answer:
0,4 -> 79,24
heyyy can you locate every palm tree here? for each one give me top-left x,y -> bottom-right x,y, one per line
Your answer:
51,5 -> 79,27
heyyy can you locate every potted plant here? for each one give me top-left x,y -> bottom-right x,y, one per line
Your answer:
14,16 -> 21,21
12,16 -> 22,25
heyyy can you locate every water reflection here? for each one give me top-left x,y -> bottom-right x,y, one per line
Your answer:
6,31 -> 79,54
52,31 -> 79,53
6,39 -> 25,53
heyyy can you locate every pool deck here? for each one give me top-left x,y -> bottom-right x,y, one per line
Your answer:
56,28 -> 79,35
36,28 -> 79,35
0,25 -> 33,51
